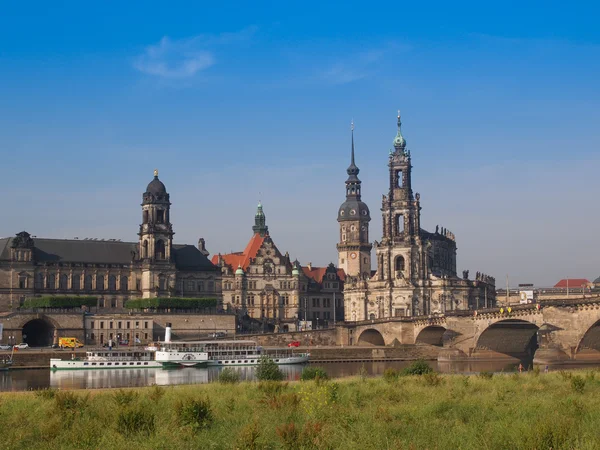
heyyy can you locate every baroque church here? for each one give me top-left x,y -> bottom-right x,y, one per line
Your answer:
213,203 -> 345,332
339,115 -> 496,321
0,170 -> 220,313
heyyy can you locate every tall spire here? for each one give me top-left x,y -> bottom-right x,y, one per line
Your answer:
347,120 -> 359,177
252,201 -> 269,236
393,110 -> 407,151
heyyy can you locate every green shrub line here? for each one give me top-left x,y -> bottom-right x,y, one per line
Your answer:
5,369 -> 600,449
124,297 -> 218,310
22,296 -> 98,309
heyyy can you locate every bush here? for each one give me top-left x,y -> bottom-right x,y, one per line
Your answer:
113,389 -> 138,406
55,391 -> 88,411
478,371 -> 494,379
219,367 -> 241,384
117,407 -> 155,436
148,384 -> 165,402
423,372 -> 443,386
176,397 -> 213,430
23,296 -> 97,309
124,297 -> 217,310
301,366 -> 329,382
402,359 -> 433,376
571,376 -> 586,394
383,368 -> 400,383
34,388 -> 57,400
256,357 -> 284,382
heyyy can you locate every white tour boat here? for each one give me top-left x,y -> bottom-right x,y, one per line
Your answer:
50,349 -> 162,370
155,324 -> 309,367
154,323 -> 209,367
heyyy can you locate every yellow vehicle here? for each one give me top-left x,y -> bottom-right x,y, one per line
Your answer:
58,337 -> 84,349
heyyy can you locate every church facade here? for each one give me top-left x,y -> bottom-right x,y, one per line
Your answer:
340,115 -> 495,321
213,204 -> 345,331
0,171 -> 221,313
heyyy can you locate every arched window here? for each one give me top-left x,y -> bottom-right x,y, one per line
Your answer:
84,275 -> 93,290
142,240 -> 149,259
47,274 -> 56,289
72,274 -> 80,291
396,214 -> 404,235
34,273 -> 43,289
120,275 -> 128,292
395,256 -> 405,272
396,170 -> 403,188
97,274 -> 105,291
143,210 -> 149,224
108,275 -> 117,291
59,274 -> 68,290
155,240 -> 165,260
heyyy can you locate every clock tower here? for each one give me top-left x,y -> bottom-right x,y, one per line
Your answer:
337,122 -> 372,280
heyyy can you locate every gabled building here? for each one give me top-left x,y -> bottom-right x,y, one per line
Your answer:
212,204 -> 344,331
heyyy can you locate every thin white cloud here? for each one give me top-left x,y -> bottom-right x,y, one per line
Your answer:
320,45 -> 410,85
134,26 -> 257,78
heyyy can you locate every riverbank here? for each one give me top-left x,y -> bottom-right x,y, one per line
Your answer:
1,369 -> 600,449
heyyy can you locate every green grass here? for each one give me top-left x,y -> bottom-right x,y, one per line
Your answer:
1,371 -> 600,449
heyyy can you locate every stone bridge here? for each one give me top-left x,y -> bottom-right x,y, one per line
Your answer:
344,297 -> 600,364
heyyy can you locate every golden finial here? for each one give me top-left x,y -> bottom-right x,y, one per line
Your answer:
153,169 -> 158,177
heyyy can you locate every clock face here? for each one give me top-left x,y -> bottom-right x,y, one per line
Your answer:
350,252 -> 357,259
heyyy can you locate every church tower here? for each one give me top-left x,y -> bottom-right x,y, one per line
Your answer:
337,122 -> 372,280
376,112 -> 422,282
138,169 -> 175,297
252,202 -> 269,236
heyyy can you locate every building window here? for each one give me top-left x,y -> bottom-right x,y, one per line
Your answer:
111,297 -> 117,308
90,332 -> 95,341
207,281 -> 214,292
394,308 -> 405,317
144,333 -> 148,340
34,273 -> 43,289
72,274 -> 80,291
158,275 -> 166,291
157,210 -> 164,223
144,321 -> 148,329
108,275 -> 117,291
18,275 -> 27,289
100,321 -> 104,329
395,256 -> 405,272
155,240 -> 166,260
97,275 -> 105,291
186,281 -> 195,292
136,278 -> 141,290
120,275 -> 128,291
198,281 -> 204,291
90,321 -> 94,329
98,298 -> 105,308
47,274 -> 56,289
109,321 -> 113,329
84,275 -> 93,290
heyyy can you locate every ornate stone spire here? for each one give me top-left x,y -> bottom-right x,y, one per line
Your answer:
252,201 -> 269,236
347,120 -> 359,177
393,110 -> 407,151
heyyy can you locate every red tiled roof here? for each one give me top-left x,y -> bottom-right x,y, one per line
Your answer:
302,266 -> 345,283
211,233 -> 266,271
554,278 -> 590,288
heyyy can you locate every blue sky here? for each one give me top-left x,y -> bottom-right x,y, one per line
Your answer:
1,1 -> 599,287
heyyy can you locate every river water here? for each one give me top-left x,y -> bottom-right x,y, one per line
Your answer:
3,357 -> 591,392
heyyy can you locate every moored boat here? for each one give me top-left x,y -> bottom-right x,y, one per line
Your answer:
50,349 -> 162,370
155,324 -> 309,367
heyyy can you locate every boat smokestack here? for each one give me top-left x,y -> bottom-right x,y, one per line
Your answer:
165,323 -> 172,343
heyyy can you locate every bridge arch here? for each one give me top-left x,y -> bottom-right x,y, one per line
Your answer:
475,319 -> 539,359
415,325 -> 446,346
576,319 -> 600,359
22,317 -> 56,347
357,328 -> 385,346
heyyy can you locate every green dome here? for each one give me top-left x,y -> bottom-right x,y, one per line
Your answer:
235,265 -> 244,276
393,112 -> 407,150
292,267 -> 299,276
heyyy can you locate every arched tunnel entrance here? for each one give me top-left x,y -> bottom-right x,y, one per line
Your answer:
576,320 -> 600,361
475,319 -> 538,359
357,329 -> 385,346
415,326 -> 446,346
22,319 -> 55,347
